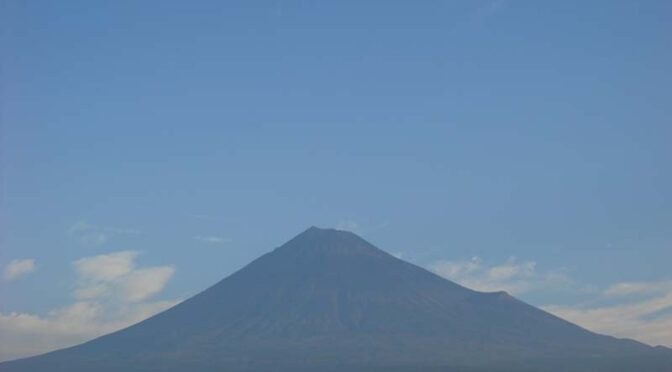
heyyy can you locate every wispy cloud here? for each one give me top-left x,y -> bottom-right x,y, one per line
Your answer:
335,220 -> 360,232
0,251 -> 179,361
544,279 -> 672,347
477,0 -> 509,21
335,220 -> 389,234
602,280 -> 672,298
67,221 -> 140,248
193,235 -> 231,244
3,259 -> 37,281
428,256 -> 571,295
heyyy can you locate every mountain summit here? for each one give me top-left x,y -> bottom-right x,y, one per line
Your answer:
2,227 -> 671,371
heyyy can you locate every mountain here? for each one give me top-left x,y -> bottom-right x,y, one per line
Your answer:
1,227 -> 671,371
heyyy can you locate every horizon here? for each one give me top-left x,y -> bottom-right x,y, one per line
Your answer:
2,0 -> 671,365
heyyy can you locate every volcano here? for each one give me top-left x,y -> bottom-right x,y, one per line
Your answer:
1,227 -> 670,371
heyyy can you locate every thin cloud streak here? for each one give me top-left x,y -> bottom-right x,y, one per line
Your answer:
193,235 -> 231,244
67,221 -> 140,248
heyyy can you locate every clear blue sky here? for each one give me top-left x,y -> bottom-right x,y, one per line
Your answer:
1,0 -> 671,359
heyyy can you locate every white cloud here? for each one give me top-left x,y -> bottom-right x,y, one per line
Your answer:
0,251 -> 179,362
74,251 -> 137,282
74,251 -> 175,303
543,279 -> 672,347
3,259 -> 37,281
0,300 -> 178,362
68,220 -> 140,247
193,235 -> 230,244
118,267 -> 175,302
429,256 -> 569,295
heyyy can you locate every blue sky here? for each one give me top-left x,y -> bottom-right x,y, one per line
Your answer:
1,0 -> 671,361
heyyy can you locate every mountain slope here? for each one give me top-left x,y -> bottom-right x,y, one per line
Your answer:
2,227 -> 671,371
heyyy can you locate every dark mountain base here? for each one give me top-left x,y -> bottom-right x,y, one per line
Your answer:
2,227 -> 671,372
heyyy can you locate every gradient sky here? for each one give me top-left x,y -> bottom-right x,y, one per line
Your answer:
1,0 -> 671,361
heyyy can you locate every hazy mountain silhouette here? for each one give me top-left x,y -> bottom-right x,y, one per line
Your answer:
2,227 -> 671,371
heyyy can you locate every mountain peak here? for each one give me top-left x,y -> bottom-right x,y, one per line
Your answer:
274,226 -> 386,258
302,225 -> 355,236
304,225 -> 347,234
